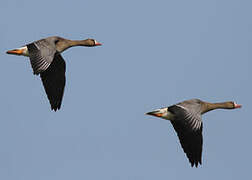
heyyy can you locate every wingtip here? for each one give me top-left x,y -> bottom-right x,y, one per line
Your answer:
189,159 -> 201,168
51,106 -> 60,112
50,101 -> 62,112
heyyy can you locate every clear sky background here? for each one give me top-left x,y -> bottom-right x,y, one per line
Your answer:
0,0 -> 251,179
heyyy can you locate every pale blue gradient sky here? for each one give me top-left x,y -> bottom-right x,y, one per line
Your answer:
0,0 -> 251,179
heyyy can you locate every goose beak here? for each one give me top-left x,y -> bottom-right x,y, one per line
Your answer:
145,110 -> 163,117
94,41 -> 102,46
6,49 -> 24,55
234,103 -> 242,108
95,42 -> 102,46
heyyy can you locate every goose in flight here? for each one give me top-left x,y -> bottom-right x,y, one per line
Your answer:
7,36 -> 102,111
146,99 -> 241,167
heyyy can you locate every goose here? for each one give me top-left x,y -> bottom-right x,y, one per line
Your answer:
6,36 -> 102,111
146,99 -> 241,167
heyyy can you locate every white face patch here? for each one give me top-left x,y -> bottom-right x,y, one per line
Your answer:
156,108 -> 167,114
94,40 -> 98,45
159,107 -> 175,120
19,46 -> 29,56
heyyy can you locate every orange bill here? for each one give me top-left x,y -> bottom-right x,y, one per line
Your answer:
6,49 -> 24,55
145,111 -> 163,117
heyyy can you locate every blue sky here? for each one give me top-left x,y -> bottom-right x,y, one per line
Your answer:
0,0 -> 251,179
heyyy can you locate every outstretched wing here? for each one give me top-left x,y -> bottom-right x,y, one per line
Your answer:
40,53 -> 66,111
168,105 -> 203,167
27,40 -> 56,75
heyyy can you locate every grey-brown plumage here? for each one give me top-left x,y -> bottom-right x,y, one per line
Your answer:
146,99 -> 241,167
168,99 -> 203,167
40,53 -> 66,111
6,36 -> 102,111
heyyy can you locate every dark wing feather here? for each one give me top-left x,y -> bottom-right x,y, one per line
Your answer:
40,53 -> 66,111
27,40 -> 55,75
168,105 -> 203,167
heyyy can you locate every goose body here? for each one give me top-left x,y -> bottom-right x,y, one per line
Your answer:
146,99 -> 241,167
7,36 -> 102,111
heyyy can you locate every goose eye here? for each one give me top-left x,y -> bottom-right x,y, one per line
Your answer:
55,40 -> 59,44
